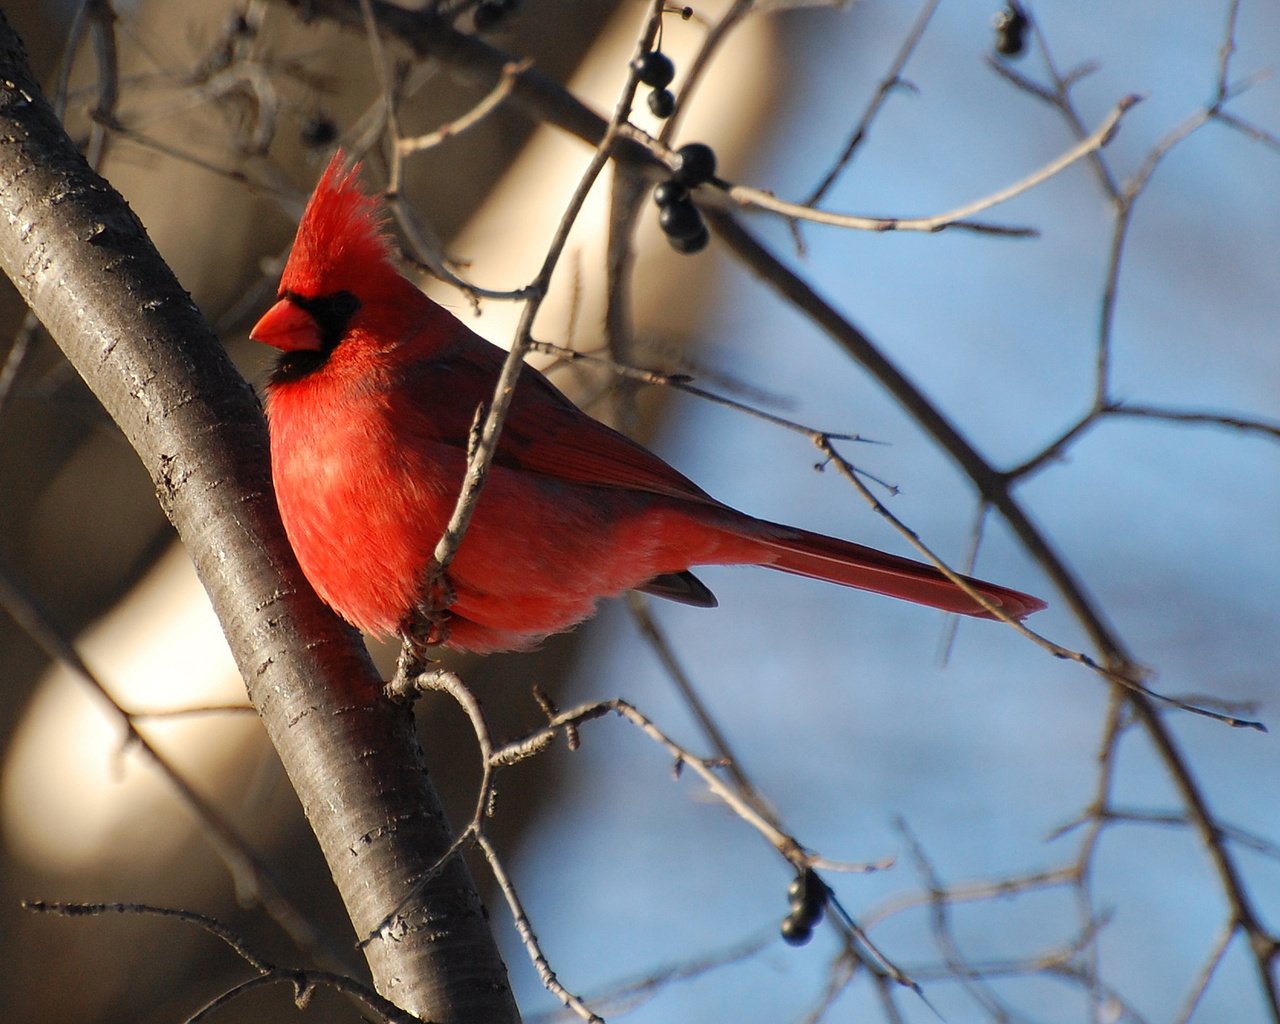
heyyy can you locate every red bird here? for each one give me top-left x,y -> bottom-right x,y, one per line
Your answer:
251,154 -> 1044,653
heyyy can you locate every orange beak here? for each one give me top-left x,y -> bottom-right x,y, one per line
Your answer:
250,298 -> 322,352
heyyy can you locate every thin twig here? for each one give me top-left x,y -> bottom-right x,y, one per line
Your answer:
624,594 -> 759,801
730,94 -> 1139,235
23,901 -> 417,1023
0,312 -> 37,420
398,58 -> 528,154
1103,401 -> 1280,442
805,0 -> 941,207
492,695 -> 892,875
1174,921 -> 1238,1024
815,434 -> 1265,731
477,831 -> 604,1024
524,930 -> 773,1024
526,337 -> 870,443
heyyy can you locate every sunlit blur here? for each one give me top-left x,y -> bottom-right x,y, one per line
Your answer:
2,546 -> 261,874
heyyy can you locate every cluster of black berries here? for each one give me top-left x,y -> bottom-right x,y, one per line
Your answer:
633,48 -> 678,119
474,0 -> 519,31
779,868 -> 829,946
653,142 -> 717,254
993,2 -> 1028,57
631,5 -> 695,117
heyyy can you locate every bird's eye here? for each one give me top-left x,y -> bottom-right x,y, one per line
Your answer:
331,291 -> 360,318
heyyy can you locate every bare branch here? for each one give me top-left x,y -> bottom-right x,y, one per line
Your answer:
804,0 -> 941,207
24,901 -> 419,1024
729,93 -> 1139,235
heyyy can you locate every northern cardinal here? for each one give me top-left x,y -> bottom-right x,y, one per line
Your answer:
251,154 -> 1044,653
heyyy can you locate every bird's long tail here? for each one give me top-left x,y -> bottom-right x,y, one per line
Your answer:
745,522 -> 1046,620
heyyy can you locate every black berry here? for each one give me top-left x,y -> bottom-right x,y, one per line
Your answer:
633,51 -> 675,89
786,868 -> 828,923
667,222 -> 709,255
647,88 -> 676,119
994,5 -> 1028,56
780,913 -> 813,946
659,200 -> 703,240
786,877 -> 805,907
673,142 -> 717,185
653,179 -> 688,208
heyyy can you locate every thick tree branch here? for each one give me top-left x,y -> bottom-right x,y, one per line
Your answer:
0,15 -> 517,1024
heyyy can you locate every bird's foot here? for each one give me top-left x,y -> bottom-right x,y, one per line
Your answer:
401,568 -> 457,655
388,610 -> 452,703
401,604 -> 452,650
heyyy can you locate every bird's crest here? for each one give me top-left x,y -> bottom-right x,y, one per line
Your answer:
283,151 -> 394,295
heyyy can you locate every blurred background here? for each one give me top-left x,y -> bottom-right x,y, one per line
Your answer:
1,0 -> 1278,1021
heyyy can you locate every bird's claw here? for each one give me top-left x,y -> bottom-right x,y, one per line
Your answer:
401,568 -> 456,652
409,613 -> 451,649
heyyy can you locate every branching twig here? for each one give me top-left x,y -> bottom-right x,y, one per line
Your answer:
732,93 -> 1139,236
805,0 -> 940,208
398,58 -> 528,155
23,901 -> 418,1024
478,831 -> 605,1024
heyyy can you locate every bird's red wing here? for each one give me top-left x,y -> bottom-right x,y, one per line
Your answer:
501,391 -> 720,504
413,340 -> 724,506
